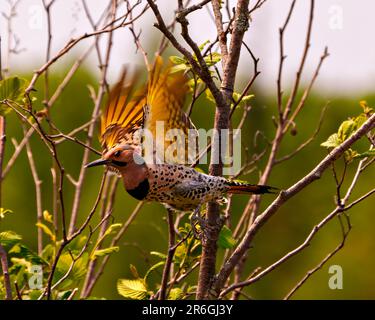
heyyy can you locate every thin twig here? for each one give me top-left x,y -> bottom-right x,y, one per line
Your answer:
24,125 -> 43,254
159,208 -> 176,300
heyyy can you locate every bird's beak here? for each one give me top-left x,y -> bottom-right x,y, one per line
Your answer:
85,158 -> 110,168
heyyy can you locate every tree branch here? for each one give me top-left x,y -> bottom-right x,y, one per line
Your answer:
214,112 -> 375,296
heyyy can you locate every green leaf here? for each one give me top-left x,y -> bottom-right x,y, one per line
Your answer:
9,257 -> 31,287
168,287 -> 184,300
0,77 -> 28,115
103,223 -> 122,238
205,88 -> 215,104
53,252 -> 88,290
354,149 -> 375,159
91,246 -> 119,260
338,119 -> 357,141
40,244 -> 55,263
198,40 -> 210,51
90,224 -> 122,257
240,94 -> 255,105
321,133 -> 341,149
117,279 -> 148,300
36,222 -> 56,242
0,231 -> 22,246
10,257 -> 32,269
218,225 -> 236,249
9,244 -> 47,265
203,52 -> 221,66
169,55 -> 186,65
231,91 -> 255,108
65,235 -> 87,253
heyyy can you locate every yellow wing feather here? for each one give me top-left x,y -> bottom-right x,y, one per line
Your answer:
100,56 -> 198,164
144,56 -> 198,164
100,70 -> 146,153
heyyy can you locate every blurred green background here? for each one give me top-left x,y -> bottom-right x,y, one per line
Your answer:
1,63 -> 374,299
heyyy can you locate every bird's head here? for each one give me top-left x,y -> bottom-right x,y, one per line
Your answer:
85,144 -> 145,173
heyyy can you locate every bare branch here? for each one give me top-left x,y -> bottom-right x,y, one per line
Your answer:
159,208 -> 176,300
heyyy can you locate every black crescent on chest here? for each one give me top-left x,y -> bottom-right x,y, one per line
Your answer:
126,178 -> 150,200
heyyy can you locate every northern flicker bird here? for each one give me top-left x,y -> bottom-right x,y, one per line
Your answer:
86,56 -> 276,214
87,144 -> 276,212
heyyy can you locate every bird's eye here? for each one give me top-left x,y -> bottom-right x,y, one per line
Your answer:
114,150 -> 121,158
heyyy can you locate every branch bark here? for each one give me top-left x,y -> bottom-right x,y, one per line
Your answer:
197,0 -> 250,299
0,244 -> 12,300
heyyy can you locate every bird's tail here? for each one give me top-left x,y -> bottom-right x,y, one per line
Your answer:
227,180 -> 278,195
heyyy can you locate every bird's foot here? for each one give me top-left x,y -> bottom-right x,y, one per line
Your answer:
190,205 -> 205,240
190,210 -> 227,245
201,217 -> 225,243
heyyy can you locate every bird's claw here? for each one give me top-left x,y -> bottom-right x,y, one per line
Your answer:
190,205 -> 205,240
190,206 -> 226,243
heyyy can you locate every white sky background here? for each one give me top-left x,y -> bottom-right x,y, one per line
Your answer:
0,0 -> 374,97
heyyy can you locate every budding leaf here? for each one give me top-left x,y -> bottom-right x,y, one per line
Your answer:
0,230 -> 22,246
359,100 -> 374,115
9,244 -> 47,265
103,223 -> 122,238
43,210 -> 54,224
168,287 -> 184,300
198,40 -> 210,51
321,133 -> 341,149
338,119 -> 357,141
36,222 -> 56,242
232,92 -> 254,108
203,52 -> 221,66
0,77 -> 28,115
91,246 -> 119,260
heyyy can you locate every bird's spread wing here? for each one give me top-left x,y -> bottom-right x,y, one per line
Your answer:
100,70 -> 146,154
100,56 -> 198,164
143,56 -> 198,165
